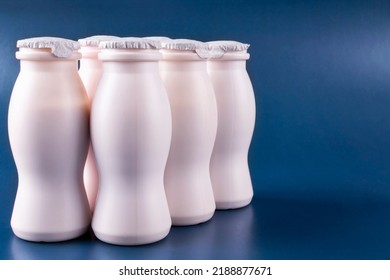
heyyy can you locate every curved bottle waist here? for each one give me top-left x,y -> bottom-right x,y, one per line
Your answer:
8,67 -> 90,174
91,70 -> 172,179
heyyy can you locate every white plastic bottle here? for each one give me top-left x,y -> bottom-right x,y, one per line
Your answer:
91,38 -> 172,245
159,39 -> 218,226
8,37 -> 91,242
78,35 -> 119,212
207,41 -> 256,209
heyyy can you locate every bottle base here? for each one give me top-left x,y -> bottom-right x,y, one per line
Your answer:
171,211 -> 215,226
12,226 -> 89,242
215,197 -> 252,210
93,227 -> 171,246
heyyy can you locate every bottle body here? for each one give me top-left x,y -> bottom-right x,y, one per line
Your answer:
8,51 -> 91,242
91,52 -> 172,245
79,49 -> 102,212
160,53 -> 217,225
208,57 -> 256,209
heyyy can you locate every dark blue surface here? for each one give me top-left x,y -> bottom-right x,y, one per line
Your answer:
2,0 -> 390,259
2,196 -> 390,260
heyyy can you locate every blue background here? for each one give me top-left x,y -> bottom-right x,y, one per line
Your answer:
1,0 -> 390,259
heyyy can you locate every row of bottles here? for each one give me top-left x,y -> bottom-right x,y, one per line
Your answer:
8,36 -> 256,245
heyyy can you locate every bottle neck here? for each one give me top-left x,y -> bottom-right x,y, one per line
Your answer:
207,51 -> 249,71
160,59 -> 207,72
79,57 -> 103,72
101,60 -> 160,73
207,59 -> 247,71
17,48 -> 80,72
97,49 -> 161,73
20,59 -> 79,73
159,50 -> 209,72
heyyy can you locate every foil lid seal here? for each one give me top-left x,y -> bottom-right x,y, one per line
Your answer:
17,37 -> 80,58
99,37 -> 160,49
78,35 -> 120,47
160,39 -> 210,59
143,36 -> 172,42
207,40 -> 250,58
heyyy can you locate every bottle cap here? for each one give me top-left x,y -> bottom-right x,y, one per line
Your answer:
143,36 -> 172,42
16,37 -> 80,58
78,35 -> 120,47
207,40 -> 250,58
160,39 -> 209,58
99,37 -> 160,49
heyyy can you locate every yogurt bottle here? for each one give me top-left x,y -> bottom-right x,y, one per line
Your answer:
159,39 -> 218,226
207,41 -> 256,209
91,38 -> 172,245
78,35 -> 119,212
8,37 -> 91,242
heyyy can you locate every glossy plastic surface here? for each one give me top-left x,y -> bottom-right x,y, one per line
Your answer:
79,46 -> 102,212
91,49 -> 172,245
208,58 -> 256,209
8,49 -> 91,242
160,51 -> 217,226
